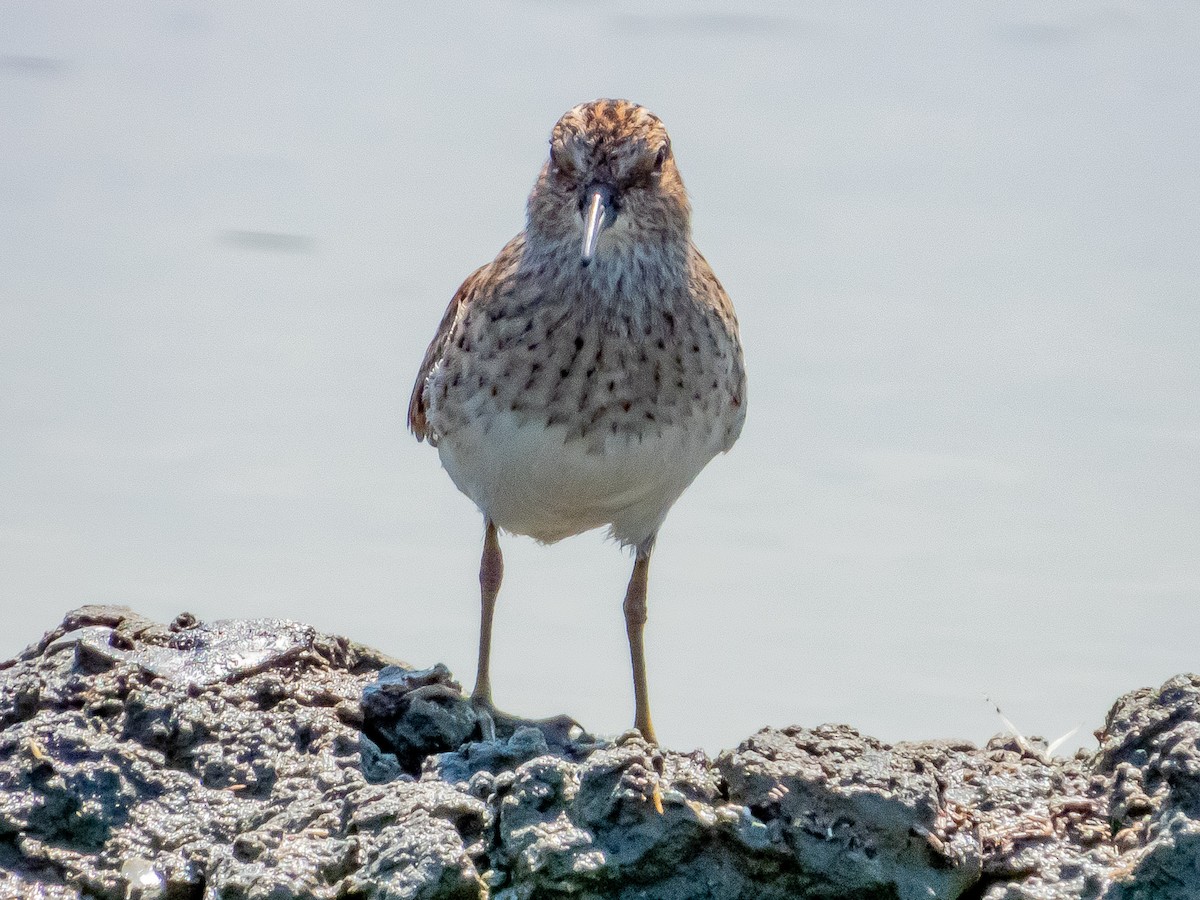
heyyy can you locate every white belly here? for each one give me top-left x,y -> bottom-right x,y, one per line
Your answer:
436,408 -> 723,550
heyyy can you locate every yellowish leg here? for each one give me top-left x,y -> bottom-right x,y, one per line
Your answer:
623,553 -> 657,744
473,521 -> 503,707
468,522 -> 580,746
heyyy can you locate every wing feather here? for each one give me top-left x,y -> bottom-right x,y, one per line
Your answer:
407,264 -> 490,442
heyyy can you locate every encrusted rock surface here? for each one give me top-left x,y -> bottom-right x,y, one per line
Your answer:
1,607 -> 1198,899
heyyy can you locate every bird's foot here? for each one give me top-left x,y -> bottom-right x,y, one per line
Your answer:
470,695 -> 589,748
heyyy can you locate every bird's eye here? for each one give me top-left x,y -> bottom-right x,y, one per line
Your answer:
652,145 -> 668,173
550,142 -> 576,180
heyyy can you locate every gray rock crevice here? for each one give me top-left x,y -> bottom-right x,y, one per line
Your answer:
0,606 -> 1196,899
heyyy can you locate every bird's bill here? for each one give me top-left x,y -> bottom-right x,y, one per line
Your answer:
581,187 -> 613,264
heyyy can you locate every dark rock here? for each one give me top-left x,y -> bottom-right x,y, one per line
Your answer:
362,664 -> 480,774
1,607 -> 1199,898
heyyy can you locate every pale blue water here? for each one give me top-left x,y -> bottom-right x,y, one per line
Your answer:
2,1 -> 1198,754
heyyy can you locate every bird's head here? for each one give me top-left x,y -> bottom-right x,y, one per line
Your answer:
527,99 -> 691,266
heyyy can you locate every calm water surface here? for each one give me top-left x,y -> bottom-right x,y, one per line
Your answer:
3,1 -> 1198,754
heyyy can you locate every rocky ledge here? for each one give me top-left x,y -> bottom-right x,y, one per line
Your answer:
1,607 -> 1197,899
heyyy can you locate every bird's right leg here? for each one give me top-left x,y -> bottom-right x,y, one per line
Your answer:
473,519 -> 503,710
468,520 -> 585,747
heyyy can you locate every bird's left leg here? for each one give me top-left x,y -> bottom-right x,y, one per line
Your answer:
623,550 -> 657,744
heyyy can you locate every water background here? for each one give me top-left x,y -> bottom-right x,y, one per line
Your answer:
3,1 -> 1198,755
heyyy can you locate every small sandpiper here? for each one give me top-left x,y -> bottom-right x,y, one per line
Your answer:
408,99 -> 746,743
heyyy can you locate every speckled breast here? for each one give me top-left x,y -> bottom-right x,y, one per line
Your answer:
424,286 -> 743,545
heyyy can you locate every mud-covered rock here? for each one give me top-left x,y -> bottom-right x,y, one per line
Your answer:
2,607 -> 1200,899
0,606 -> 479,900
717,725 -> 982,899
1093,675 -> 1200,900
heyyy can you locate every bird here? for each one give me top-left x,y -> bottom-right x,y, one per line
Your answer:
408,99 -> 746,744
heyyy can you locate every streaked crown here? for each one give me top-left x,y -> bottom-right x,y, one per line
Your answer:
528,99 -> 690,258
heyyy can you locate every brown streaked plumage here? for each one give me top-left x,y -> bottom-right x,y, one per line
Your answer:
408,99 -> 746,743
